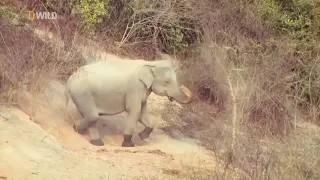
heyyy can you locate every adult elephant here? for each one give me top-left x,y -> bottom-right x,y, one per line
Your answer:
65,58 -> 193,147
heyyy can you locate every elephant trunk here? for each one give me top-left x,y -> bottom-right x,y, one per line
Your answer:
170,85 -> 193,104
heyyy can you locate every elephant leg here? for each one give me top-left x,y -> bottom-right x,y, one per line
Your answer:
122,104 -> 141,147
70,90 -> 103,146
83,114 -> 103,146
73,119 -> 90,135
88,120 -> 104,146
138,102 -> 154,140
74,114 -> 103,146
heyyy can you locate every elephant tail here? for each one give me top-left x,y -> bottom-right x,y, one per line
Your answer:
64,81 -> 73,121
64,83 -> 70,107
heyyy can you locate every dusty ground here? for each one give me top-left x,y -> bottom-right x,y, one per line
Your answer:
0,78 -> 216,180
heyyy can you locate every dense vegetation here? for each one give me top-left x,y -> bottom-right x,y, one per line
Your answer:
41,0 -> 320,113
1,0 -> 319,179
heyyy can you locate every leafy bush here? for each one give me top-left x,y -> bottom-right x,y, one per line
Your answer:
45,0 -> 107,36
0,6 -> 23,24
166,26 -> 188,53
71,0 -> 107,35
257,0 -> 319,39
0,6 -> 15,20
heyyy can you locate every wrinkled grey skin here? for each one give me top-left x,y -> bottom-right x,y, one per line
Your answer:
65,59 -> 192,147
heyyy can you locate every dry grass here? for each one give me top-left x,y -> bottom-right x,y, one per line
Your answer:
0,16 -> 85,105
161,40 -> 320,179
157,1 -> 320,179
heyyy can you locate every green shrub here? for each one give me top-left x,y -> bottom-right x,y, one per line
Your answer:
167,26 -> 188,53
71,0 -> 107,35
0,7 -> 15,20
44,0 -> 107,35
257,0 -> 282,30
0,6 -> 22,24
257,0 -> 319,39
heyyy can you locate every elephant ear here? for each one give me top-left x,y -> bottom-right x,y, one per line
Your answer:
139,65 -> 155,89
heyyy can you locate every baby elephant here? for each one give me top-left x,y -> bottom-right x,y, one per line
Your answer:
65,58 -> 193,147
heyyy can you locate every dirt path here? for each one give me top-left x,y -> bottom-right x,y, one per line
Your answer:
0,79 -> 216,180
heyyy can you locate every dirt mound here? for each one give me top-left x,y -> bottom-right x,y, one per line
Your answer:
0,79 -> 216,179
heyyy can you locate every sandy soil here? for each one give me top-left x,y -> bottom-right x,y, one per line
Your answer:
0,79 -> 216,180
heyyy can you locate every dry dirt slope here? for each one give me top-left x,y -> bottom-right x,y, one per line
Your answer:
0,79 -> 216,180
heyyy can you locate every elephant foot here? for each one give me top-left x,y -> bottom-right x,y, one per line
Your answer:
138,127 -> 153,140
90,139 -> 104,146
121,134 -> 135,147
73,124 -> 87,135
